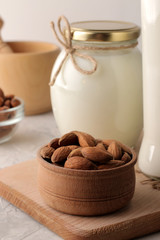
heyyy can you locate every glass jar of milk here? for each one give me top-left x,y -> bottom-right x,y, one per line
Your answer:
50,20 -> 142,147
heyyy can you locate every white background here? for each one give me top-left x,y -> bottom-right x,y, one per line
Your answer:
0,0 -> 141,48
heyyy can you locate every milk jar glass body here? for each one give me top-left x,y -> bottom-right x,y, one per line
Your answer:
50,21 -> 142,147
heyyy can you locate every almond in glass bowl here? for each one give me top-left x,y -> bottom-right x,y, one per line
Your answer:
37,131 -> 137,216
0,89 -> 24,144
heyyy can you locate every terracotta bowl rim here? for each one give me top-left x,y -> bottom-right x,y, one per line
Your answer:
37,143 -> 137,177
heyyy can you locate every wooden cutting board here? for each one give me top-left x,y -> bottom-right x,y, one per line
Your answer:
0,159 -> 160,240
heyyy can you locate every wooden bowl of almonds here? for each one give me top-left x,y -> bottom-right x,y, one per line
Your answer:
37,131 -> 137,216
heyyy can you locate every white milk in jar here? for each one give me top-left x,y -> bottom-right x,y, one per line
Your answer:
50,19 -> 142,147
138,0 -> 160,178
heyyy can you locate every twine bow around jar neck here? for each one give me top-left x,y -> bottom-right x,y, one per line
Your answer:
49,16 -> 138,86
49,16 -> 97,86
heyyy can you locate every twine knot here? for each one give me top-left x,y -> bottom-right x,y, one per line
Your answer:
65,47 -> 75,55
49,16 -> 97,86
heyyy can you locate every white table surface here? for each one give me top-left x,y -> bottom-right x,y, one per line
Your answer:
0,112 -> 159,240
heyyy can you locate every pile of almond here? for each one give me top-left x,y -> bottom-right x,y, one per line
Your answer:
0,88 -> 20,111
40,131 -> 132,170
0,88 -> 21,139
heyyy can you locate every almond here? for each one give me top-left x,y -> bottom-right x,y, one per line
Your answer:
73,131 -> 96,147
98,160 -> 125,170
96,142 -> 106,151
40,146 -> 55,159
118,142 -> 132,155
11,98 -> 20,107
59,132 -> 79,146
48,138 -> 60,149
121,152 -> 131,163
51,146 -> 72,163
108,141 -> 122,159
102,139 -> 113,148
4,99 -> 11,108
64,156 -> 97,170
103,139 -> 132,155
81,147 -> 112,163
68,145 -> 79,151
68,147 -> 83,158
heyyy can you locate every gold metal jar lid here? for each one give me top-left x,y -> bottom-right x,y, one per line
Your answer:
70,21 -> 140,42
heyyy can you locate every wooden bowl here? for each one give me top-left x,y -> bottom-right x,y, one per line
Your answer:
37,144 -> 137,216
0,41 -> 60,115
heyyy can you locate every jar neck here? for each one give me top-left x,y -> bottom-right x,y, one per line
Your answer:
72,39 -> 138,50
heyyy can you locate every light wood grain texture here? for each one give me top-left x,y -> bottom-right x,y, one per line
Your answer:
0,41 -> 60,115
0,159 -> 160,240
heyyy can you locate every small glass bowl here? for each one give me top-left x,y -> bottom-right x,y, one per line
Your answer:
0,98 -> 24,144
